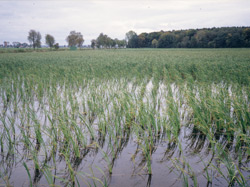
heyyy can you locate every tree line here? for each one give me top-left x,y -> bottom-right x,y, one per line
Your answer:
27,30 -> 84,49
26,27 -> 250,49
27,30 -> 127,49
125,27 -> 250,48
27,30 -> 59,49
91,33 -> 126,49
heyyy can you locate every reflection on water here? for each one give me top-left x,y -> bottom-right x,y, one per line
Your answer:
0,79 -> 249,186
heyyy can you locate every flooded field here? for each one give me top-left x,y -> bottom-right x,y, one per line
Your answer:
0,49 -> 250,186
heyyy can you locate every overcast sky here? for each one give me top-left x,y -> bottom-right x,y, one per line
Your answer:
0,0 -> 250,45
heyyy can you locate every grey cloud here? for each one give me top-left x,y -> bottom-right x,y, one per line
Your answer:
0,0 -> 249,45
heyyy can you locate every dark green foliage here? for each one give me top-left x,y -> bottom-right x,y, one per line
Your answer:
96,33 -> 114,48
126,27 -> 250,48
125,30 -> 138,48
91,33 -> 126,49
45,34 -> 55,48
157,33 -> 176,48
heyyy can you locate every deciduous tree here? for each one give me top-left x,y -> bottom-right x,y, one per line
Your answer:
91,39 -> 96,49
66,31 -> 84,48
28,30 -> 41,49
45,34 -> 55,48
125,31 -> 138,48
151,39 -> 158,48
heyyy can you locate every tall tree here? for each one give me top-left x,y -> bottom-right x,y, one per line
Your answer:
66,31 -> 84,48
114,38 -> 126,48
243,28 -> 250,47
151,39 -> 158,48
45,34 -> 55,48
28,30 -> 42,49
91,39 -> 96,49
96,33 -> 113,48
96,33 -> 105,48
125,31 -> 138,48
76,33 -> 84,48
158,33 -> 176,48
138,33 -> 149,47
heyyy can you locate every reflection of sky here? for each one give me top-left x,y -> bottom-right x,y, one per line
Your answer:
0,0 -> 250,45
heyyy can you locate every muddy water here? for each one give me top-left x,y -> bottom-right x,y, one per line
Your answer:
2,127 -> 230,186
0,80 -> 249,186
4,127 -> 232,186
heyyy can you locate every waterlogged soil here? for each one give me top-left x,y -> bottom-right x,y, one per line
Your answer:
3,127 -> 233,187
0,80 -> 250,187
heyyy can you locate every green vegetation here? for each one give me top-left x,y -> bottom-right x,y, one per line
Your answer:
0,47 -> 68,54
125,27 -> 250,48
0,49 -> 249,186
